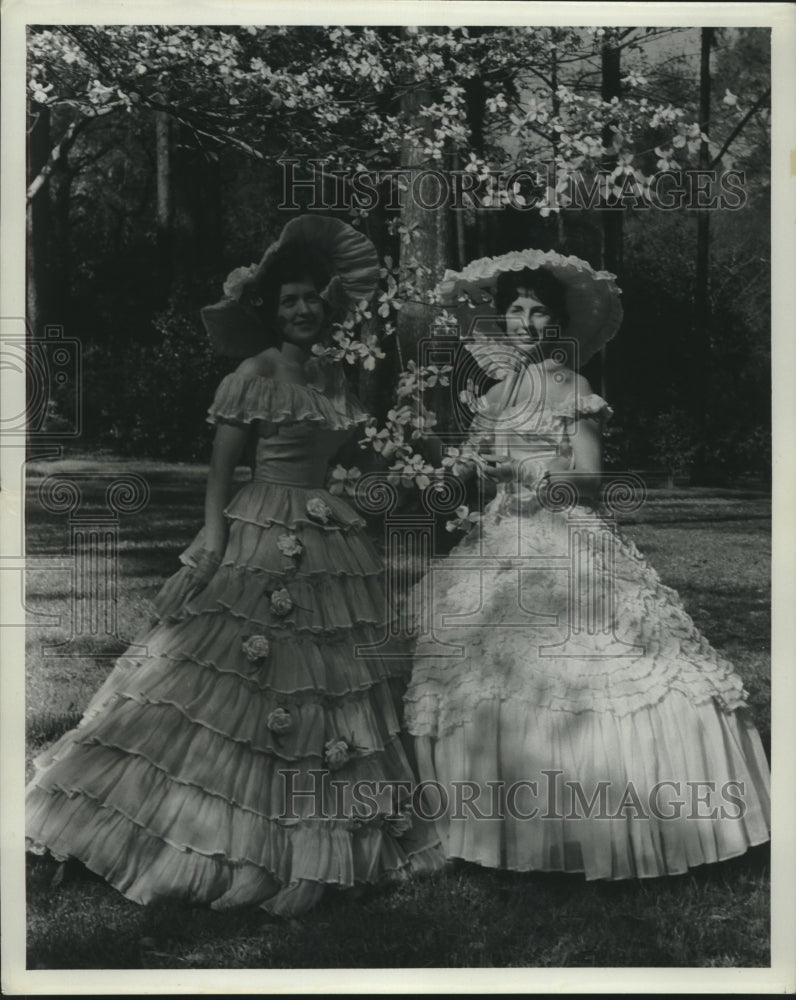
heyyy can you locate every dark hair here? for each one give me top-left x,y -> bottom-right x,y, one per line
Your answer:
493,266 -> 569,328
242,244 -> 332,328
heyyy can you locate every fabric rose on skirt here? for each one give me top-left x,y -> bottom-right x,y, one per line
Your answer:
267,707 -> 294,734
277,533 -> 303,558
384,810 -> 413,838
270,588 -> 294,617
241,634 -> 270,662
306,497 -> 333,524
324,738 -> 351,771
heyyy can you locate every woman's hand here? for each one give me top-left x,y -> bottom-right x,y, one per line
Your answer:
149,543 -> 223,620
480,455 -> 516,483
179,546 -> 223,604
188,546 -> 222,585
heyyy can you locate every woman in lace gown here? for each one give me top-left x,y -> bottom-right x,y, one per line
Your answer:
26,217 -> 442,916
404,250 -> 770,879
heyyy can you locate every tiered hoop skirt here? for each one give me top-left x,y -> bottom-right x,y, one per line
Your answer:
27,479 -> 442,916
404,494 -> 771,879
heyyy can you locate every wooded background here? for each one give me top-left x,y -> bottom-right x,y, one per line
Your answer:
26,25 -> 771,485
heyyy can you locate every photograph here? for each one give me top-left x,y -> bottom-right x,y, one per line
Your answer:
2,1 -> 794,994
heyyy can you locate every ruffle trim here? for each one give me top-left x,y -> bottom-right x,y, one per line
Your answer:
207,372 -> 369,432
137,615 -> 410,696
178,490 -> 367,575
149,497 -> 393,632
404,516 -> 752,736
155,566 -> 400,635
40,674 -> 407,767
223,482 -> 367,533
153,543 -> 386,627
405,620 -> 750,737
26,781 -> 443,913
552,392 -> 613,423
31,702 -> 412,814
461,375 -> 612,439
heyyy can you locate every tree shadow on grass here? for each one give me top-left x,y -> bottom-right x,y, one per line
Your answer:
430,842 -> 770,967
24,844 -> 770,970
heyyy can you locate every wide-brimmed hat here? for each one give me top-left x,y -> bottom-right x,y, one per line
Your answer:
438,248 -> 623,368
201,215 -> 380,358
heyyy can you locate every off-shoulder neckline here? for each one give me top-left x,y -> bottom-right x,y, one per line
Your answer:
211,368 -> 367,430
228,369 -> 332,399
473,381 -> 610,421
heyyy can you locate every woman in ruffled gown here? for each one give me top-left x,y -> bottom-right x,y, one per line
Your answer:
404,250 -> 770,880
26,217 -> 442,917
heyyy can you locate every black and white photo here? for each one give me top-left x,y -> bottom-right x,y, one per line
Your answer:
2,2 -> 795,994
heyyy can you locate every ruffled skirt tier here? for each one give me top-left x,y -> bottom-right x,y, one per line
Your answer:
27,481 -> 441,915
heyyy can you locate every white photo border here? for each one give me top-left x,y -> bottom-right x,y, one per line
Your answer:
2,1 -> 794,993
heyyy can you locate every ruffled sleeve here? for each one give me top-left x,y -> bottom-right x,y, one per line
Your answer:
552,392 -> 613,424
206,371 -> 369,431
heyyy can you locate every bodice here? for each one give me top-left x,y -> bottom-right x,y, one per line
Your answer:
207,371 -> 368,490
465,358 -> 612,483
252,422 -> 354,488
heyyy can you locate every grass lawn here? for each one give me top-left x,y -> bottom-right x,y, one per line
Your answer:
23,449 -> 771,970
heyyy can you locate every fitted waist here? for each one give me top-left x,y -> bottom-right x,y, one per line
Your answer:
252,464 -> 328,489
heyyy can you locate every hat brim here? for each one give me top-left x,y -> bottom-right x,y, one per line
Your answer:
200,299 -> 276,359
252,215 -> 380,310
205,216 -> 380,359
438,249 -> 623,368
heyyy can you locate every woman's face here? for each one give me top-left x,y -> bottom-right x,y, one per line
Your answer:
504,287 -> 556,343
277,279 -> 325,347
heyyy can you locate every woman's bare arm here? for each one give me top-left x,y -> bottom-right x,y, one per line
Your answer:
203,353 -> 279,556
204,421 -> 249,556
546,414 -> 602,501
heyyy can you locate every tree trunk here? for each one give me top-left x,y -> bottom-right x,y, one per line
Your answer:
550,35 -> 567,250
27,103 -> 51,336
50,153 -> 74,328
200,153 -> 224,286
173,131 -> 219,298
396,35 -> 453,358
462,69 -> 491,261
692,27 -> 714,471
453,150 -> 468,268
600,37 -> 624,277
155,108 -> 174,300
598,35 -> 624,397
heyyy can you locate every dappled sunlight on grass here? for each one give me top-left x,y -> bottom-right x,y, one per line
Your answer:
26,846 -> 770,969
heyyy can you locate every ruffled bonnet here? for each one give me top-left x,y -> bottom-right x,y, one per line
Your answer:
201,215 -> 380,359
438,248 -> 623,369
